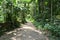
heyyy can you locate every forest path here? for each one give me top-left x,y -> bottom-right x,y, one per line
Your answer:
0,22 -> 48,40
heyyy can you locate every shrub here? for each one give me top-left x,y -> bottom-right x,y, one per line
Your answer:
44,24 -> 60,37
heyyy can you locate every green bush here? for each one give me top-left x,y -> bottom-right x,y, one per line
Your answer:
33,21 -> 60,37
44,24 -> 60,37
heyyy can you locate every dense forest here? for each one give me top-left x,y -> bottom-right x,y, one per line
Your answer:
0,0 -> 60,40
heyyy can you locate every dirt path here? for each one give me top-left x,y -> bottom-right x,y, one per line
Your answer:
0,22 -> 48,40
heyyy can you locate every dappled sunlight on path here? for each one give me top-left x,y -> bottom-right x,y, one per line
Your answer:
0,22 -> 49,40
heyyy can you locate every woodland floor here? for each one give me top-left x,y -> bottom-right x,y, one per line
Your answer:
0,22 -> 49,40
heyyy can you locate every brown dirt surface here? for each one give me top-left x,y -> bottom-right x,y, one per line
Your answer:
0,22 -> 49,40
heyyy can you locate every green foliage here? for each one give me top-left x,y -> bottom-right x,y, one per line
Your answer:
0,6 -> 5,23
20,0 -> 31,3
44,24 -> 60,37
0,15 -> 4,23
32,20 -> 60,37
0,0 -> 60,38
45,1 -> 48,5
56,15 -> 60,19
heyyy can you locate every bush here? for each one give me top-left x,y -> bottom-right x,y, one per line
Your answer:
44,24 -> 60,37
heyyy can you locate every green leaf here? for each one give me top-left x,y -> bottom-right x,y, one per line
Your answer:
45,2 -> 48,5
56,15 -> 60,19
21,0 -> 31,3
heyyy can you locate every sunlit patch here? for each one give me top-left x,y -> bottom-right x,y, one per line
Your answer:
10,37 -> 16,40
5,30 -> 17,35
22,26 -> 35,30
21,26 -> 42,34
6,31 -> 12,34
13,33 -> 16,35
29,36 -> 32,38
34,30 -> 42,34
